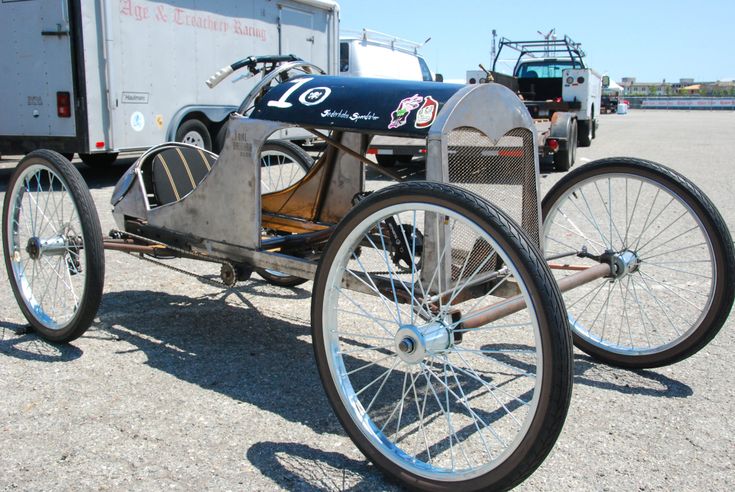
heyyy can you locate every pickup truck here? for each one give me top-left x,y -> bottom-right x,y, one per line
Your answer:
469,35 -> 603,171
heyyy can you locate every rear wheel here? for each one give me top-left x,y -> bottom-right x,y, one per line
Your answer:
312,182 -> 573,491
542,158 -> 735,368
2,150 -> 105,343
256,140 -> 314,287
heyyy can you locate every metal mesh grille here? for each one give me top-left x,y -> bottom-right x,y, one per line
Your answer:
447,127 -> 540,247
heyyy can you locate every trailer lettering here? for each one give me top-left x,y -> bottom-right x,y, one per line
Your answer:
233,21 -> 266,41
120,0 -> 149,21
174,8 -> 229,33
118,1 -> 265,40
155,5 -> 167,22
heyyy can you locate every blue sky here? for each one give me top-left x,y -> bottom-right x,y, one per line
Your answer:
338,0 -> 735,84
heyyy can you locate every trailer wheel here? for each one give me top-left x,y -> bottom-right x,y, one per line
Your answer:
79,153 -> 118,167
176,119 -> 212,151
553,119 -> 577,172
577,120 -> 592,147
2,150 -> 105,343
542,158 -> 735,368
312,181 -> 573,491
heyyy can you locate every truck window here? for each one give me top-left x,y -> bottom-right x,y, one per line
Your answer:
517,61 -> 581,78
418,56 -> 433,82
340,42 -> 349,72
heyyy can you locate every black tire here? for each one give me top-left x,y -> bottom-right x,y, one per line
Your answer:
79,152 -> 118,167
542,157 -> 735,368
175,118 -> 212,151
376,154 -> 413,167
214,120 -> 230,154
256,140 -> 313,287
312,181 -> 573,491
553,119 -> 577,172
577,119 -> 592,147
2,150 -> 105,343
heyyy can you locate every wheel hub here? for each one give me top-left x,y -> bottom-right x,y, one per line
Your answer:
394,323 -> 451,364
611,249 -> 641,279
26,235 -> 69,260
26,237 -> 41,260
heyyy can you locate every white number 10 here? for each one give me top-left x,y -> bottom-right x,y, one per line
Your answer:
266,77 -> 331,109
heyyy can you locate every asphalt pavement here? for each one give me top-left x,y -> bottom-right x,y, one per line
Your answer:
1,110 -> 734,490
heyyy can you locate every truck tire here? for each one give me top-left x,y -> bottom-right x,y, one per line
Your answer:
79,153 -> 118,167
176,119 -> 212,151
578,120 -> 592,147
553,119 -> 577,172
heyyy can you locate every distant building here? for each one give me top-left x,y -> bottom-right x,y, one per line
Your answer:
620,77 -> 735,96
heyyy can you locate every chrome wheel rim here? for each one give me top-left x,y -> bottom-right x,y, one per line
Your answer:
321,202 -> 544,480
6,164 -> 88,330
543,173 -> 716,356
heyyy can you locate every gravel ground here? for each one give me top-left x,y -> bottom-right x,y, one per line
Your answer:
1,110 -> 734,491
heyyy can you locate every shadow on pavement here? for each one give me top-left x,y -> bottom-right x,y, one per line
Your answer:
92,284 -> 341,436
246,442 -> 398,491
0,320 -> 84,362
573,354 -> 692,398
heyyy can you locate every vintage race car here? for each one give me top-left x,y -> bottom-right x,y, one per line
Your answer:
4,56 -> 733,491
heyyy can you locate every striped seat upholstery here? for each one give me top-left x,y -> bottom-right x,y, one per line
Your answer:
151,146 -> 216,205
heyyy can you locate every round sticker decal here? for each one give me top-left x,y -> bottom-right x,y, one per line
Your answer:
130,111 -> 145,132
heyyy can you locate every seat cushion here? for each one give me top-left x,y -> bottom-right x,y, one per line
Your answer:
151,146 -> 215,205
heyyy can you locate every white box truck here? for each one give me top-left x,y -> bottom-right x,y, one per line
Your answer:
0,0 -> 338,166
339,29 -> 441,167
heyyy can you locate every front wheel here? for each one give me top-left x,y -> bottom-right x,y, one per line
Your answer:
312,182 -> 573,491
542,157 -> 735,368
2,150 -> 105,342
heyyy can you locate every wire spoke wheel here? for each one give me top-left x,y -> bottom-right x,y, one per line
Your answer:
259,140 -> 312,194
312,182 -> 572,491
542,158 -> 735,368
257,140 -> 313,287
2,150 -> 104,342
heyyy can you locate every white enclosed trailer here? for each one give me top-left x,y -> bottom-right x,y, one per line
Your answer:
0,0 -> 338,165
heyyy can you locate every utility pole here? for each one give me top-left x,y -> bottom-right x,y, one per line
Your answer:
491,29 -> 497,63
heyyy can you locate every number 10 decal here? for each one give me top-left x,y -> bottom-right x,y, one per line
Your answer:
267,77 -> 331,109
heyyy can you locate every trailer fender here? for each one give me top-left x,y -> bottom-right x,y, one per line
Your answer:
165,105 -> 237,142
549,112 -> 575,145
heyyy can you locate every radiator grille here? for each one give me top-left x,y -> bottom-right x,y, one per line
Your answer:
446,127 -> 540,247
